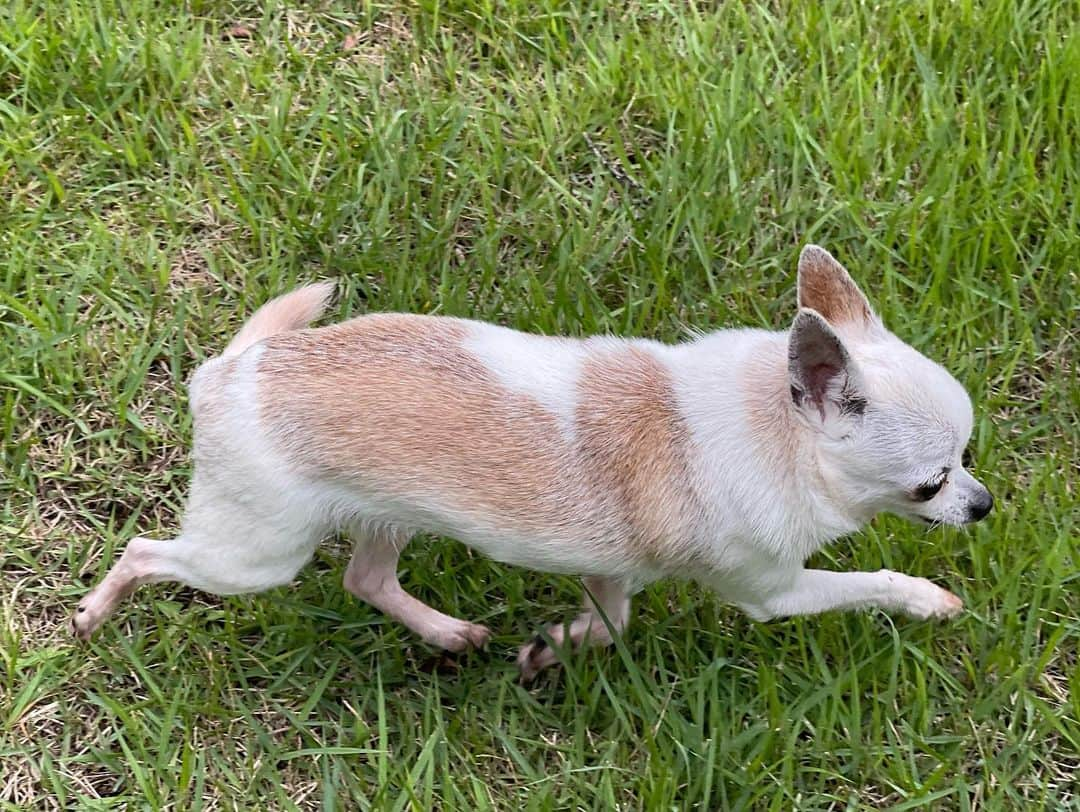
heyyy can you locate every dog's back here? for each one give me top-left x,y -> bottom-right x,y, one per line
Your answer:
236,312 -> 702,577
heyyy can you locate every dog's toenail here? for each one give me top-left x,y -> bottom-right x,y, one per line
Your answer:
527,634 -> 548,663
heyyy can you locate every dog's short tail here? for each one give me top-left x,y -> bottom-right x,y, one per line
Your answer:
222,281 -> 336,358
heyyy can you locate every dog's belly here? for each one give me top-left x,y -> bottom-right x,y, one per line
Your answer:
312,474 -> 631,576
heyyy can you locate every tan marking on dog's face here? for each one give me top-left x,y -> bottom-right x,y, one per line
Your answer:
575,347 -> 700,567
797,247 -> 875,330
256,314 -> 599,536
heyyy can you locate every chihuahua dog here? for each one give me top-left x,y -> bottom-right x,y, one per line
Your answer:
73,246 -> 992,680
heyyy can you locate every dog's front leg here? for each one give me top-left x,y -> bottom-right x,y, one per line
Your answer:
516,576 -> 632,683
742,568 -> 963,622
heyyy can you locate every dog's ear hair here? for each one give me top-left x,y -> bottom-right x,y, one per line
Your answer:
788,309 -> 867,430
797,245 -> 879,333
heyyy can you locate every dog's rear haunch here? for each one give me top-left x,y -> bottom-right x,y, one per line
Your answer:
74,246 -> 991,681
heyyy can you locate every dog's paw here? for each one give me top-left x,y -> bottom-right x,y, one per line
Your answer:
891,573 -> 964,620
516,635 -> 556,684
426,619 -> 491,653
70,602 -> 101,641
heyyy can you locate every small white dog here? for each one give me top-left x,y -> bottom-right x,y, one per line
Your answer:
73,246 -> 992,680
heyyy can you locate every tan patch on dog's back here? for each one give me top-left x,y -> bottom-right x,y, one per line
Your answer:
255,314 -> 603,539
252,316 -> 701,571
575,347 -> 702,568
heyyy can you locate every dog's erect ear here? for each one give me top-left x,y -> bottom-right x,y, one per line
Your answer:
788,309 -> 866,431
797,245 -> 879,333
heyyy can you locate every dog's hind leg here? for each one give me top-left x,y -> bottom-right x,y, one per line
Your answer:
516,576 -> 632,682
73,476 -> 327,640
343,524 -> 490,652
72,535 -> 202,640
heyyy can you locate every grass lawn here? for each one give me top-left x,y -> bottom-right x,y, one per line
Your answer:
2,0 -> 1078,808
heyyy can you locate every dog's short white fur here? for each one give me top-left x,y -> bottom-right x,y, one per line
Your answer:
73,246 -> 992,680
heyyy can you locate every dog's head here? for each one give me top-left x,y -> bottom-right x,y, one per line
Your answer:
788,245 -> 993,527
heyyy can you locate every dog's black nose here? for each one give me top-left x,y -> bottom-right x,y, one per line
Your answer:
967,490 -> 994,522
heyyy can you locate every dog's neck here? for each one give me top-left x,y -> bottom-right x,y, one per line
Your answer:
678,331 -> 864,562
747,340 -> 861,543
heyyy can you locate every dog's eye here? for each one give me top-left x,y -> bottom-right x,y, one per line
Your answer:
913,479 -> 945,502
